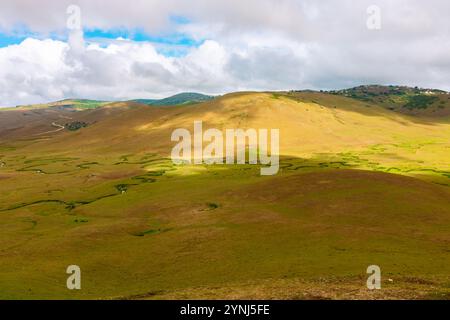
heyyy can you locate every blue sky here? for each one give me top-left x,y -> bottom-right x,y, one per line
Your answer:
0,33 -> 26,47
0,15 -> 202,57
84,28 -> 204,57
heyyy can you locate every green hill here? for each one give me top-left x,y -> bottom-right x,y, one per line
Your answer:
133,92 -> 214,106
326,85 -> 450,116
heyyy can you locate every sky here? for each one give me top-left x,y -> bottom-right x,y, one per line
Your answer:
0,0 -> 449,106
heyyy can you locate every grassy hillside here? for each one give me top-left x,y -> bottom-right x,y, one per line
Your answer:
0,91 -> 449,299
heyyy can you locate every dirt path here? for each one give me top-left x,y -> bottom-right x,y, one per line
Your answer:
34,122 -> 65,136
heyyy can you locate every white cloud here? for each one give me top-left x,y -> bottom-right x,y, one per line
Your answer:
0,34 -> 233,105
0,0 -> 449,106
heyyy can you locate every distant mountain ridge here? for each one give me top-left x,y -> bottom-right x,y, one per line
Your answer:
9,92 -> 214,110
11,99 -> 110,111
132,92 -> 214,106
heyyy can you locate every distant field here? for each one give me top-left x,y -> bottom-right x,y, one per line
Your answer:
0,91 -> 449,299
11,99 -> 110,111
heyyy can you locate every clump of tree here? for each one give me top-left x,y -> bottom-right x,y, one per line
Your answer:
115,184 -> 129,193
403,95 -> 439,109
65,121 -> 88,131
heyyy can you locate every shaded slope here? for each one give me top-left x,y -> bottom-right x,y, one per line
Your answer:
0,167 -> 449,299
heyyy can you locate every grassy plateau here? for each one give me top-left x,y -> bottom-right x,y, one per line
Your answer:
0,88 -> 449,299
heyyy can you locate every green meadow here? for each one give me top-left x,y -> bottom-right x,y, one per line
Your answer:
0,90 -> 449,299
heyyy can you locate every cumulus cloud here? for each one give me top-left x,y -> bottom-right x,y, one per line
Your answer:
0,0 -> 449,106
0,34 -> 233,105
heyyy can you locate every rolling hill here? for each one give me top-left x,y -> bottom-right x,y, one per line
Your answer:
13,99 -> 111,111
0,89 -> 449,299
5,92 -> 214,112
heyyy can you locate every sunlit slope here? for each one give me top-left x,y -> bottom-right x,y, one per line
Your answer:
12,91 -> 450,183
15,92 -> 449,151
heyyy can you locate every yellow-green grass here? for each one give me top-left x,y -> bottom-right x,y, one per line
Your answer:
0,92 -> 449,299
